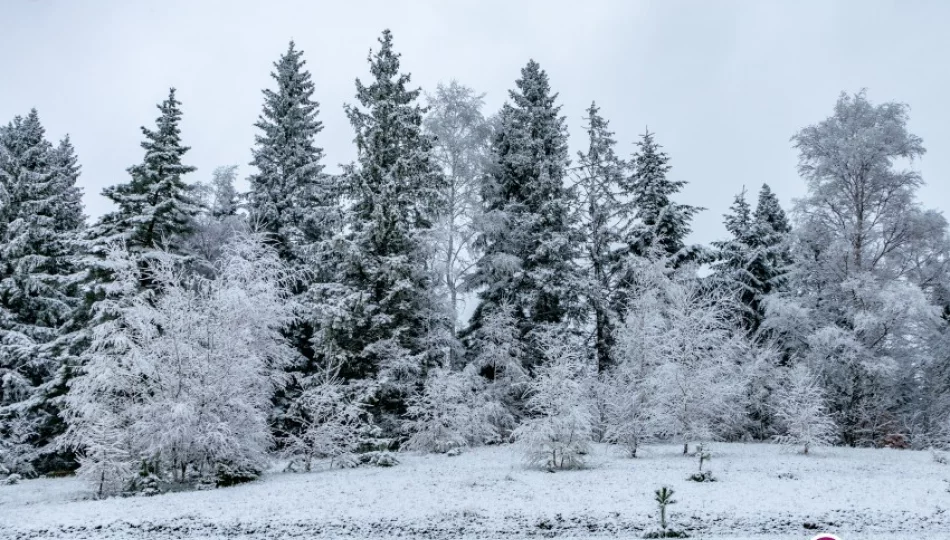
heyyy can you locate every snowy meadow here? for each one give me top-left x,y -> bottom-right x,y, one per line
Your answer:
3,443 -> 948,539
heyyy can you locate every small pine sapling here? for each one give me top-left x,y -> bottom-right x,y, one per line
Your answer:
687,443 -> 715,482
656,486 -> 674,531
644,486 -> 688,538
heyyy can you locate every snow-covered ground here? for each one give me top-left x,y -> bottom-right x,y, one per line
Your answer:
1,442 -> 947,539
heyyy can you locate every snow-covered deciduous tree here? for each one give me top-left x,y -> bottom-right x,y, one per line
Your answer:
463,301 -> 526,436
279,363 -> 370,471
74,408 -> 133,498
403,365 -> 499,453
512,328 -> 595,470
65,233 -> 297,495
772,364 -> 836,454
209,165 -> 241,218
423,81 -> 491,339
793,90 -> 926,277
763,90 -> 949,446
613,256 -> 747,453
187,165 -> 248,272
601,368 -> 659,458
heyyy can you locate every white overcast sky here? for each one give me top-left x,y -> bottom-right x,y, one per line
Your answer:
2,0 -> 948,248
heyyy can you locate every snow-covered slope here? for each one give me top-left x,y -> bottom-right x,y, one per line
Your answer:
0,443 -> 947,539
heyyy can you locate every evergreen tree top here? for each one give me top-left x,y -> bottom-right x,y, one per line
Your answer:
351,29 -> 420,121
629,129 -> 682,202
754,183 -> 791,235
723,187 -> 753,242
123,88 -> 196,190
256,40 -> 323,143
511,60 -> 557,109
97,88 -> 200,254
49,135 -> 86,231
2,109 -> 51,169
582,101 -> 621,165
347,29 -> 431,172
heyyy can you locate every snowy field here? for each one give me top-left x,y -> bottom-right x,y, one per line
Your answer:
1,442 -> 948,539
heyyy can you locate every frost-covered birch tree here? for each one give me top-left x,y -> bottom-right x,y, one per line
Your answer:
765,90 -> 948,446
424,81 -> 491,339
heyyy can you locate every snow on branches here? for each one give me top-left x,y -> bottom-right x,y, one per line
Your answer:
65,232 -> 298,495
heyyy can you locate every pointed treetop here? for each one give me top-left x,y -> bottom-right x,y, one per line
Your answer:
724,186 -> 752,240
754,183 -> 791,234
512,60 -> 557,108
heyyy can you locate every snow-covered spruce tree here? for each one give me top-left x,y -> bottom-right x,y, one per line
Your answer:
612,130 -> 704,321
752,184 -> 792,289
248,40 -> 336,268
423,81 -> 492,348
772,364 -> 836,454
247,41 -> 343,441
328,30 -> 450,422
711,188 -> 759,332
209,164 -> 241,218
713,184 -> 793,337
94,88 -> 201,261
0,111 -> 85,475
60,90 -> 202,476
613,255 -> 747,454
574,102 -> 631,372
513,327 -> 595,470
624,129 -> 703,265
65,233 -> 298,495
403,364 -> 500,453
465,60 -> 583,372
764,90 -> 948,446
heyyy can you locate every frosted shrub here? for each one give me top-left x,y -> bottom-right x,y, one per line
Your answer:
772,364 -> 837,454
513,329 -> 595,470
403,365 -> 499,453
65,234 -> 298,496
280,366 -> 369,472
602,362 -> 661,458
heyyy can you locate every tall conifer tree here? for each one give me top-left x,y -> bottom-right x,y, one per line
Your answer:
575,102 -> 629,371
94,88 -> 201,260
466,60 -> 582,371
330,30 -> 449,418
0,111 -> 85,474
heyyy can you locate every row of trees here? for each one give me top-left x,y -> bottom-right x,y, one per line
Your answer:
1,30 -> 948,494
